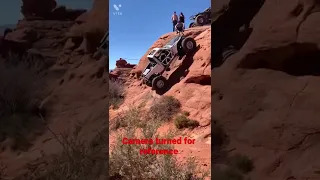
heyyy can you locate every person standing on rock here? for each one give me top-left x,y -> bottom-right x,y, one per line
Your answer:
171,12 -> 178,32
179,12 -> 185,29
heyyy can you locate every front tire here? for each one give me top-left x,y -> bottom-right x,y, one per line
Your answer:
189,22 -> 196,28
182,37 -> 197,53
152,76 -> 167,91
195,15 -> 205,26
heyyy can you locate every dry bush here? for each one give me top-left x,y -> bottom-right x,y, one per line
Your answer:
228,154 -> 254,174
34,124 -> 108,180
0,58 -> 47,151
109,79 -> 125,109
109,107 -> 208,179
174,115 -> 199,129
211,167 -> 244,180
0,164 -> 6,179
212,122 -> 227,148
149,96 -> 181,121
211,154 -> 254,180
110,107 -> 145,130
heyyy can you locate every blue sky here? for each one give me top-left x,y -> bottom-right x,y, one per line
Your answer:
0,0 -> 92,25
109,0 -> 210,69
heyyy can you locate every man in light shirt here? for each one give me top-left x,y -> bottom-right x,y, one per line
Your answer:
171,11 -> 178,32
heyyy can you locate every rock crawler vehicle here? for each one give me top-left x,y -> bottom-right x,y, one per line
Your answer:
189,7 -> 211,28
141,35 -> 197,92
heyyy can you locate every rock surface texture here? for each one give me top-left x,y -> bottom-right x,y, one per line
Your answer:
0,0 -> 108,178
212,0 -> 320,179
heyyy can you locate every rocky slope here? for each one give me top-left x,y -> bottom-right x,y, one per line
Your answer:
212,0 -> 320,179
129,25 -> 211,126
110,25 -> 212,173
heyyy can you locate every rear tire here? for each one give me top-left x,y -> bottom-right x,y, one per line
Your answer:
195,15 -> 205,26
182,37 -> 197,53
152,76 -> 167,91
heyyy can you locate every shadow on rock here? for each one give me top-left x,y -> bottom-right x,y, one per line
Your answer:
240,43 -> 320,76
212,0 -> 265,68
212,119 -> 229,164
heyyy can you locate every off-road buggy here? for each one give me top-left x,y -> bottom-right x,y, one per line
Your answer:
189,7 -> 211,28
141,35 -> 197,92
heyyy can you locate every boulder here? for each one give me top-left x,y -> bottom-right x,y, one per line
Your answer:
21,0 -> 57,18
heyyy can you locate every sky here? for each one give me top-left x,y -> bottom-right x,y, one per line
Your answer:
109,0 -> 210,69
0,0 -> 92,25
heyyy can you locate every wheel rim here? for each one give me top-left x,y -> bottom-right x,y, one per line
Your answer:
186,41 -> 194,49
198,17 -> 204,24
156,80 -> 164,88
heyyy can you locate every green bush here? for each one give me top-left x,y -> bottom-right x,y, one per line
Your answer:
174,115 -> 199,129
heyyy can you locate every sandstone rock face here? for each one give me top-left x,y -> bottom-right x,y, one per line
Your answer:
2,20 -> 74,64
116,58 -> 135,68
127,25 -> 211,127
21,0 -> 57,18
0,1 -> 109,178
113,26 -> 212,172
132,26 -> 211,80
109,59 -> 136,81
1,0 -> 87,65
212,0 -> 320,179
231,0 -> 320,72
65,0 -> 108,54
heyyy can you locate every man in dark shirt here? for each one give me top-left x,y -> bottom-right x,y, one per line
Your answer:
179,12 -> 185,23
179,12 -> 185,29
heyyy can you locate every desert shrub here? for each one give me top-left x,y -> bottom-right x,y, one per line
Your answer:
35,124 -> 108,180
109,108 -> 208,179
0,59 -> 47,151
149,96 -> 181,121
110,108 -> 145,130
228,154 -> 254,174
211,167 -> 244,180
212,122 -> 227,148
174,115 -> 199,129
109,79 -> 125,109
182,111 -> 190,116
